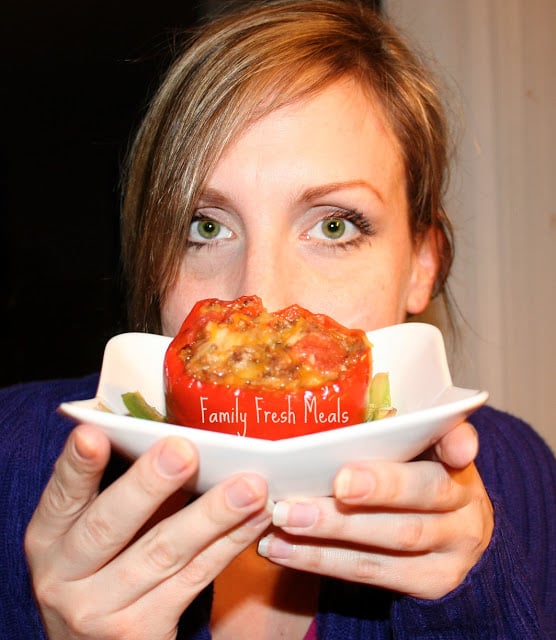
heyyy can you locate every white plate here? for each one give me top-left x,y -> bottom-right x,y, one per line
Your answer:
60,323 -> 488,500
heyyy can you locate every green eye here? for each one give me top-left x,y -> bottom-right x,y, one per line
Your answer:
188,215 -> 233,246
197,219 -> 221,239
321,219 -> 346,239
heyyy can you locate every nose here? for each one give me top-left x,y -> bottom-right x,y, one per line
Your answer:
232,243 -> 298,312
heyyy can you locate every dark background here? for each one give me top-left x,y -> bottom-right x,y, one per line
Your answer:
1,1 -> 206,386
2,0 -> 381,387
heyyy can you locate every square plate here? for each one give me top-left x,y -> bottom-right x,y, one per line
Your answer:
60,323 -> 488,499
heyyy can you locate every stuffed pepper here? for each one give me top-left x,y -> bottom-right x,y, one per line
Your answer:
163,295 -> 387,440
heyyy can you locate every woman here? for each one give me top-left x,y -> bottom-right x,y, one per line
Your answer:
1,1 -> 554,638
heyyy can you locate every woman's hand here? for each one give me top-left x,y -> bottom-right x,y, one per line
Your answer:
258,421 -> 493,600
25,424 -> 271,640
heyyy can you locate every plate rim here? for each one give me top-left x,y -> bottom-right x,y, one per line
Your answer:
59,386 -> 488,455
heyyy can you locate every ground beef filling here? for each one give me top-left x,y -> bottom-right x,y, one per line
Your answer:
178,310 -> 368,392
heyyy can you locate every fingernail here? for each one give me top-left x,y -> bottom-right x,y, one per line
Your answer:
226,477 -> 261,509
257,534 -> 293,559
156,439 -> 194,477
272,501 -> 318,528
335,468 -> 374,500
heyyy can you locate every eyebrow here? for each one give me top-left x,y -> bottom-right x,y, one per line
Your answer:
298,180 -> 385,204
199,180 -> 385,207
197,188 -> 233,208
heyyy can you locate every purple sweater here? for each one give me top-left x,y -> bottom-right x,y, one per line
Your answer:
0,375 -> 554,638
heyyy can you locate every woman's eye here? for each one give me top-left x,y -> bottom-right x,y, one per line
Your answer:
188,217 -> 233,244
306,216 -> 359,243
321,218 -> 347,239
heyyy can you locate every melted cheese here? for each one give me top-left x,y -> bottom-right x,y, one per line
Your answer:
180,307 -> 367,391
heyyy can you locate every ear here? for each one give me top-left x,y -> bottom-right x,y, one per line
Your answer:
406,226 -> 441,315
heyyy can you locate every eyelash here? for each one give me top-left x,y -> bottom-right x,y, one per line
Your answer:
186,208 -> 376,250
315,208 -> 376,250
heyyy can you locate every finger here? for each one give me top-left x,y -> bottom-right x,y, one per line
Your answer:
133,483 -> 273,615
48,499 -> 272,640
434,421 -> 479,469
56,435 -> 199,579
257,533 -> 467,599
90,473 -> 271,607
272,498 -> 451,552
26,424 -> 111,556
332,459 -> 469,510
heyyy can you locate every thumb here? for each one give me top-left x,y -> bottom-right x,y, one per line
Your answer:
434,421 -> 479,469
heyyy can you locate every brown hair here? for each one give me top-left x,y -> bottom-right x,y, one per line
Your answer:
121,0 -> 453,332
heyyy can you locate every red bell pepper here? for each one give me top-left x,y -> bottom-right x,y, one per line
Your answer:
164,295 -> 373,439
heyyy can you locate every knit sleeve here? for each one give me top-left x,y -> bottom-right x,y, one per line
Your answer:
0,376 -> 99,639
390,406 -> 556,639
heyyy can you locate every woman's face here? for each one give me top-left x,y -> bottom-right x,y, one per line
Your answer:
161,77 -> 438,336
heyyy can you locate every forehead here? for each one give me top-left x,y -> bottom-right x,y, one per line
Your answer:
210,77 -> 406,197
